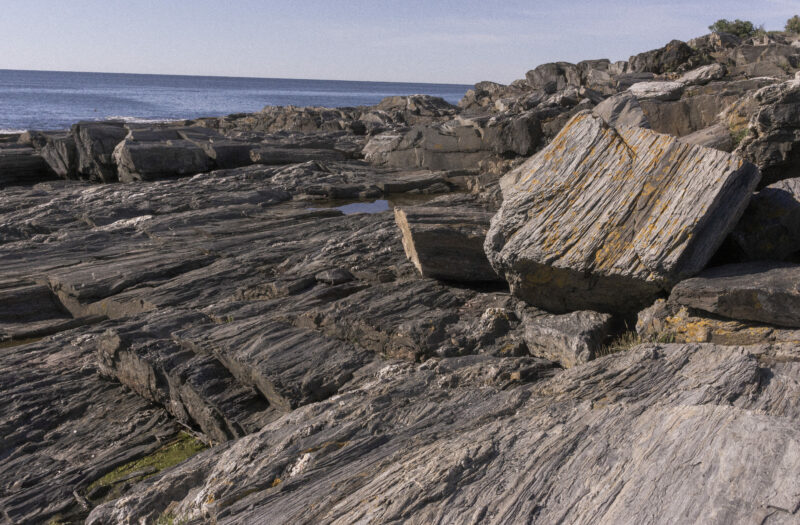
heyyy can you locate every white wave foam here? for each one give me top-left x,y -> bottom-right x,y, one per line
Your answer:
0,128 -> 26,134
105,115 -> 181,124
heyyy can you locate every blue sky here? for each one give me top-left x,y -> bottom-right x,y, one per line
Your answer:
0,1 -> 797,84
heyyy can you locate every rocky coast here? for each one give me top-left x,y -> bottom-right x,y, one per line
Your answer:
3,29 -> 800,524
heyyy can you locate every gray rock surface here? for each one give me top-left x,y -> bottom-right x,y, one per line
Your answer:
87,341 -> 800,525
669,261 -> 800,328
486,110 -> 760,314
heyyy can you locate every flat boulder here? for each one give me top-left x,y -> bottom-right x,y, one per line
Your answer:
394,206 -> 499,282
485,110 -> 760,314
669,261 -> 800,328
113,135 -> 213,182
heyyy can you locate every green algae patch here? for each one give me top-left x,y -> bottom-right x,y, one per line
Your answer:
0,336 -> 44,349
87,432 -> 207,502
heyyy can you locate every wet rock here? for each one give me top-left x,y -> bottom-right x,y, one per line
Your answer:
394,206 -> 499,282
523,310 -> 613,367
486,111 -> 760,314
669,261 -> 800,328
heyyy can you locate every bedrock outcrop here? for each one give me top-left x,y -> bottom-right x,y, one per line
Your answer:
5,28 -> 800,525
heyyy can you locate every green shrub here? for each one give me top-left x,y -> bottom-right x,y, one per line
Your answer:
787,15 -> 800,33
708,19 -> 757,38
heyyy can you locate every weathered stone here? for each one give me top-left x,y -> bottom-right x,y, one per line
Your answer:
679,122 -> 733,151
669,261 -> 800,328
39,133 -> 78,178
394,206 -> 499,282
736,78 -> 800,186
730,177 -> 800,260
592,92 -> 650,128
628,39 -> 701,74
525,62 -> 581,93
523,310 -> 613,367
628,81 -> 684,101
637,298 -> 800,345
486,111 -> 760,314
249,146 -> 346,165
679,63 -> 726,86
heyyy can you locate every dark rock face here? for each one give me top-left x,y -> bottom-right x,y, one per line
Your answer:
72,121 -> 129,182
730,177 -> 800,260
669,261 -> 800,328
485,111 -> 760,315
0,144 -> 54,186
628,39 -> 702,74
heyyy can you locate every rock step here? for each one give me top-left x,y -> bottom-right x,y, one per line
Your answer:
94,310 -> 277,444
176,318 -> 372,412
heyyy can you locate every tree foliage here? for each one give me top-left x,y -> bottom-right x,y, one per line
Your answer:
708,19 -> 757,38
787,15 -> 800,34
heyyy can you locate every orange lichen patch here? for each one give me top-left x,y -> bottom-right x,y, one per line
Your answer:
270,478 -> 282,488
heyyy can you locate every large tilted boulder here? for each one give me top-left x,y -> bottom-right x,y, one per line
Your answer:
394,206 -> 499,282
485,110 -> 760,315
669,261 -> 800,328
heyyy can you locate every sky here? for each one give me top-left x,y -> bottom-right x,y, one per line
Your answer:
0,0 -> 797,85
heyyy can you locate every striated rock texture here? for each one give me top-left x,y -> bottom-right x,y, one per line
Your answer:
87,342 -> 800,525
485,111 -> 760,314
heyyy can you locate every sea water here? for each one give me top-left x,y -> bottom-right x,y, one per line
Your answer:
0,69 -> 471,132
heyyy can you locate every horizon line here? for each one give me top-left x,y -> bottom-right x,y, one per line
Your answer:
0,68 -> 475,87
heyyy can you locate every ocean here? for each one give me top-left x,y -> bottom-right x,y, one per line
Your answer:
0,69 -> 472,132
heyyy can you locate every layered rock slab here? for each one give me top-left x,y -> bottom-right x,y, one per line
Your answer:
485,111 -> 760,314
394,206 -> 499,282
669,261 -> 800,328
